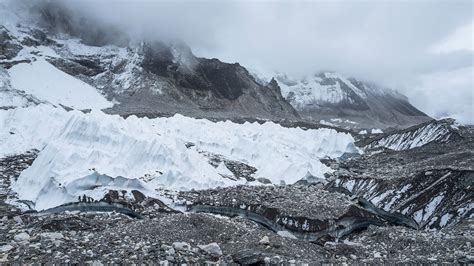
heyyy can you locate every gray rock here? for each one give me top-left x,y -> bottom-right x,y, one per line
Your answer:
232,249 -> 268,265
165,248 -> 175,256
197,242 -> 223,257
256,177 -> 272,184
172,242 -> 190,251
259,236 -> 270,245
13,216 -> 23,224
40,232 -> 64,240
14,232 -> 30,242
0,244 -> 14,253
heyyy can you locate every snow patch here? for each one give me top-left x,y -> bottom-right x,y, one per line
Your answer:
414,194 -> 445,224
343,180 -> 356,192
371,128 -> 383,134
439,213 -> 452,227
371,190 -> 393,206
8,59 -> 112,110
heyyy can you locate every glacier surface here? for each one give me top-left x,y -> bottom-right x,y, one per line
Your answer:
0,105 -> 359,210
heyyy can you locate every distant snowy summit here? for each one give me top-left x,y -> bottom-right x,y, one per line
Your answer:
0,1 -> 431,130
253,71 -> 431,129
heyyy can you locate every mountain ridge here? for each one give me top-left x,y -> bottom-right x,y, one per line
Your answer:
253,71 -> 431,129
0,1 -> 431,130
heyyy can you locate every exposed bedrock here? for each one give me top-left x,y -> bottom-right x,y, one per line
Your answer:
0,26 -> 22,60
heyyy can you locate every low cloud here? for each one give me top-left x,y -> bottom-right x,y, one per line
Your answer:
7,0 -> 474,123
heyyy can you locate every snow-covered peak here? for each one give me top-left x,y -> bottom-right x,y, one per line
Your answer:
252,70 -> 406,111
252,70 -> 387,111
271,71 -> 372,110
248,69 -> 429,129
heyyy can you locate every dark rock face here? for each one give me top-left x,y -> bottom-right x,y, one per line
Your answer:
186,60 -> 249,101
50,40 -> 300,120
122,42 -> 299,120
47,57 -> 105,77
20,2 -> 299,121
140,42 -> 254,102
0,26 -> 22,60
141,41 -> 176,77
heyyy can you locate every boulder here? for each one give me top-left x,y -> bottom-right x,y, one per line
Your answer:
197,242 -> 223,257
14,232 -> 30,242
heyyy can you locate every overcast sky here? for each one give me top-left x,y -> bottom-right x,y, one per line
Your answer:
13,0 -> 474,123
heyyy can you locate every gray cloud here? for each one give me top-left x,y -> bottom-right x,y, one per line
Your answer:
8,0 -> 474,123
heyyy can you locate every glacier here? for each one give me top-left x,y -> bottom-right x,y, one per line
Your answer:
0,105 -> 359,210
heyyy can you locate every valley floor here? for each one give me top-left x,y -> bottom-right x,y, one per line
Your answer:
0,195 -> 472,264
0,148 -> 472,264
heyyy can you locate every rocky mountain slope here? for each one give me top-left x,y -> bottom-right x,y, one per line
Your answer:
0,1 -> 433,130
0,2 -> 299,121
361,118 -> 460,151
268,72 -> 431,129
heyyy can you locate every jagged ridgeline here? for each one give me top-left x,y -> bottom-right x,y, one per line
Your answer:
1,0 -> 429,129
18,1 -> 298,121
